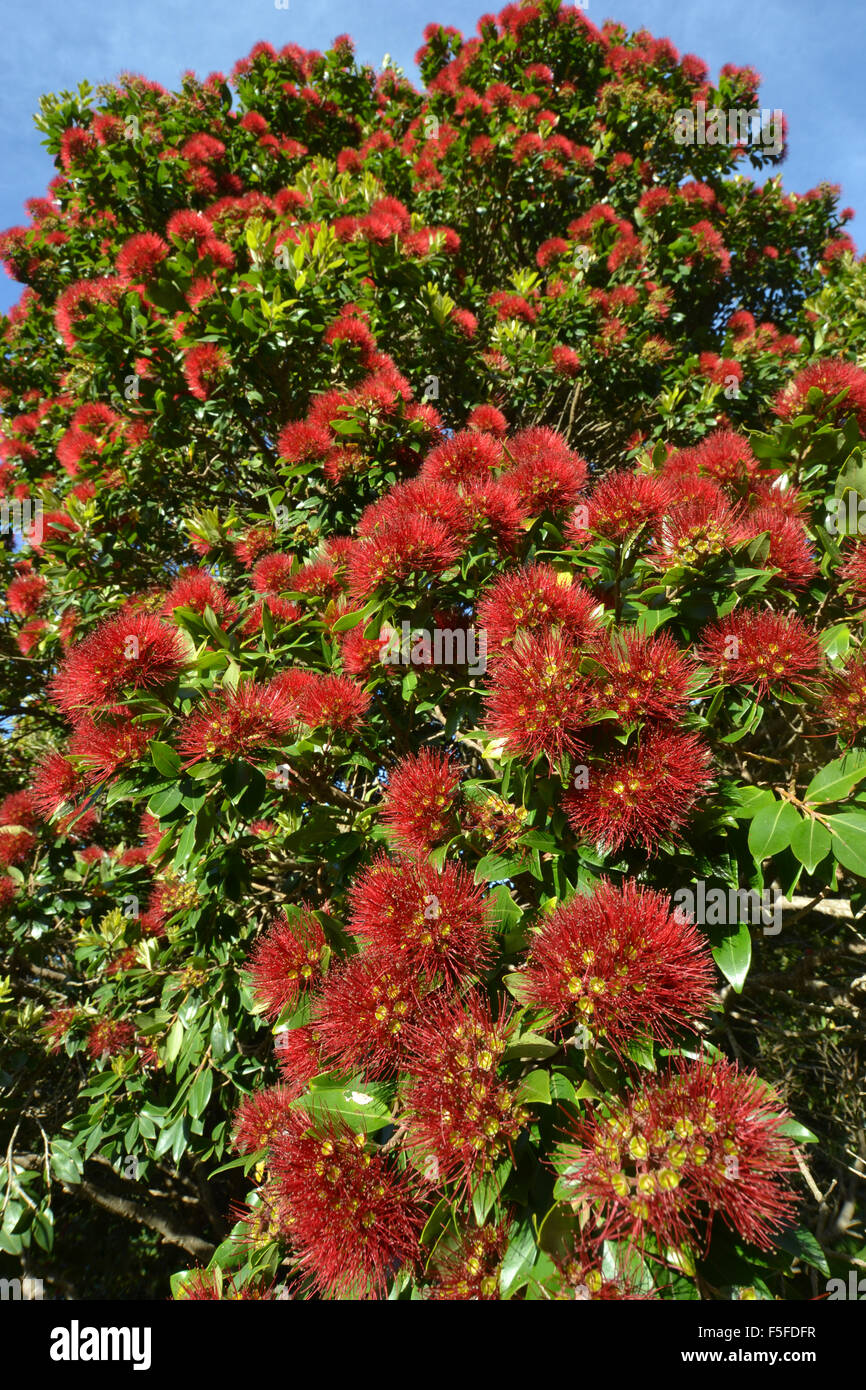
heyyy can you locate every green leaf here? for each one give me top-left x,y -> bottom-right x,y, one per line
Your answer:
474,853 -> 527,883
50,1139 -> 84,1186
748,799 -> 801,861
148,785 -> 183,818
778,1118 -> 819,1144
710,920 -> 752,993
190,1069 -> 213,1119
330,609 -> 367,633
471,1158 -> 511,1225
163,1017 -> 184,1066
789,817 -> 832,874
487,883 -> 523,932
775,1227 -> 829,1277
150,741 -> 182,779
549,1071 -> 578,1104
515,1069 -> 551,1105
503,1028 -> 558,1061
209,1013 -> 233,1060
624,1036 -> 655,1071
173,814 -> 199,868
826,812 -> 866,877
499,1221 -> 538,1298
726,785 -> 775,820
804,749 -> 866,806
302,1085 -> 392,1134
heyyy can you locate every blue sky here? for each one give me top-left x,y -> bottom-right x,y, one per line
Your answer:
1,0 -> 863,315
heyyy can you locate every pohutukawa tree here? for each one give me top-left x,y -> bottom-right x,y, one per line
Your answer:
1,0 -> 864,1301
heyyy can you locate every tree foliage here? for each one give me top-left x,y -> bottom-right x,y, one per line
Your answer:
0,0 -> 863,1301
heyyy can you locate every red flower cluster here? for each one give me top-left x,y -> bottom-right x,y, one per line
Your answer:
561,1056 -> 799,1253
347,854 -> 492,984
483,629 -> 595,765
590,629 -> 698,724
50,612 -> 187,717
521,879 -> 716,1049
268,1109 -> 423,1298
177,679 -> 297,763
380,748 -> 460,852
564,730 -> 713,853
246,907 -> 327,1020
402,991 -> 528,1191
698,610 -> 823,694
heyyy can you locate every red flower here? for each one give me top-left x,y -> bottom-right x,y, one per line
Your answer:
60,126 -> 97,169
166,209 -> 214,246
489,291 -> 538,324
161,568 -> 237,622
287,671 -> 371,731
467,404 -> 508,436
232,526 -> 278,566
564,729 -> 713,853
590,628 -> 698,724
743,508 -> 818,589
427,1221 -> 510,1300
276,420 -> 332,464
691,429 -> 757,487
552,344 -> 581,377
504,427 -> 587,512
772,358 -> 866,434
116,232 -> 168,285
0,791 -> 38,830
348,855 -> 492,985
421,429 -> 502,484
177,679 -> 297,764
242,597 -> 301,634
6,572 -> 47,616
86,1018 -> 137,1059
477,563 -> 600,654
15,619 -> 46,655
0,822 -> 36,866
269,1109 -> 423,1298
459,478 -> 525,553
233,1085 -> 297,1154
69,719 -> 155,782
567,470 -> 671,546
651,493 -> 741,568
536,237 -> 570,269
50,612 -> 187,717
346,514 -> 460,600
30,752 -> 83,820
697,610 -> 823,695
402,991 -> 528,1190
821,654 -> 866,743
728,310 -> 756,338
182,342 -> 230,400
275,1023 -> 327,1096
483,629 -> 594,766
246,907 -> 326,1020
560,1056 -> 799,1253
380,749 -> 460,853
450,307 -> 478,338
313,952 -> 419,1076
521,879 -> 716,1049
54,277 -> 124,350
42,1007 -> 77,1052
687,220 -> 731,276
